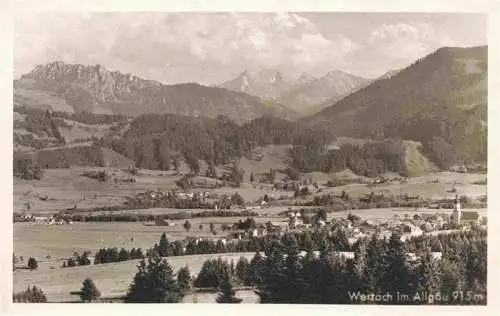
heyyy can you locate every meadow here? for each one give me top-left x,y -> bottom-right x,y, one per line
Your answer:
14,217 -> 289,261
13,252 -> 257,302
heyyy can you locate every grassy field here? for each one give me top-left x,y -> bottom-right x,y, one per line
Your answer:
14,167 -> 182,213
310,171 -> 487,200
14,164 -> 487,216
13,216 -> 290,260
13,252 -> 257,302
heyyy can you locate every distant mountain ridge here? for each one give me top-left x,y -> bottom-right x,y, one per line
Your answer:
218,68 -> 370,115
14,61 -> 297,124
217,68 -> 313,101
278,69 -> 371,115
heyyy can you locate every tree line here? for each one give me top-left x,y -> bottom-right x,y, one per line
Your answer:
61,209 -> 258,223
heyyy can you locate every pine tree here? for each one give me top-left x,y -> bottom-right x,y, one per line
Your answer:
365,234 -> 386,294
246,251 -> 265,286
80,278 -> 101,302
216,271 -> 242,303
255,241 -> 286,303
381,233 -> 412,303
183,220 -> 192,232
125,257 -> 182,303
282,235 -> 307,303
235,257 -> 250,284
414,247 -> 441,304
118,248 -> 130,262
158,232 -> 170,257
351,239 -> 368,294
194,258 -> 231,288
177,265 -> 192,292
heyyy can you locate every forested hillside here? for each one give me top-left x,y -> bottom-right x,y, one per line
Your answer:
14,107 -> 440,177
304,46 -> 487,167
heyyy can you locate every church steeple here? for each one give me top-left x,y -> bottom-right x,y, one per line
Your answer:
453,194 -> 461,224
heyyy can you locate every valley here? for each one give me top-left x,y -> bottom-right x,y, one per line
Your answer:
12,43 -> 488,305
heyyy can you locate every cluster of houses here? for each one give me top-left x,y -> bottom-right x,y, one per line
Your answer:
132,189 -> 213,203
15,213 -> 72,225
286,211 -> 326,229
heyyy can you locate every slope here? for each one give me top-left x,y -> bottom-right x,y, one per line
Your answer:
303,46 -> 487,164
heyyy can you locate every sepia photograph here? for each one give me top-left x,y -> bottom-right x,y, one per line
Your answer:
10,9 -> 488,306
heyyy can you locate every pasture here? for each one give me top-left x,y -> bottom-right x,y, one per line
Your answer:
14,162 -> 486,215
13,252 -> 257,302
312,171 -> 487,200
14,218 -> 284,261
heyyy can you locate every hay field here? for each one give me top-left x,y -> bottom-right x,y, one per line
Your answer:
14,167 -> 182,213
14,217 -> 288,260
311,171 -> 487,200
13,252 -> 257,302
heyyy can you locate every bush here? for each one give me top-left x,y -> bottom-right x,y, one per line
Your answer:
183,220 -> 192,232
230,192 -> 245,206
13,286 -> 47,303
27,257 -> 38,270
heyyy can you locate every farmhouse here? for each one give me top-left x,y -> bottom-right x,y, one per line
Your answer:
406,252 -> 443,263
251,228 -> 267,237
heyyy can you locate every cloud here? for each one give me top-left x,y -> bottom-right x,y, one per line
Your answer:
342,22 -> 465,78
14,13 -> 484,83
14,12 -> 361,84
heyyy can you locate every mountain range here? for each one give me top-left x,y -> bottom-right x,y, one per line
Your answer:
14,62 -> 296,124
217,68 -> 370,114
13,45 -> 488,171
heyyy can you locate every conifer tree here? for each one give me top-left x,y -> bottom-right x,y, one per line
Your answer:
350,239 -> 368,294
365,234 -> 386,294
216,271 -> 242,303
177,265 -> 192,292
381,233 -> 412,302
125,257 -> 182,303
80,278 -> 101,302
158,232 -> 170,257
235,257 -> 250,284
183,220 -> 192,232
246,251 -> 265,286
414,247 -> 441,304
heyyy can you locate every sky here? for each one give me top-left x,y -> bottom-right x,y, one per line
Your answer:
14,12 -> 487,84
